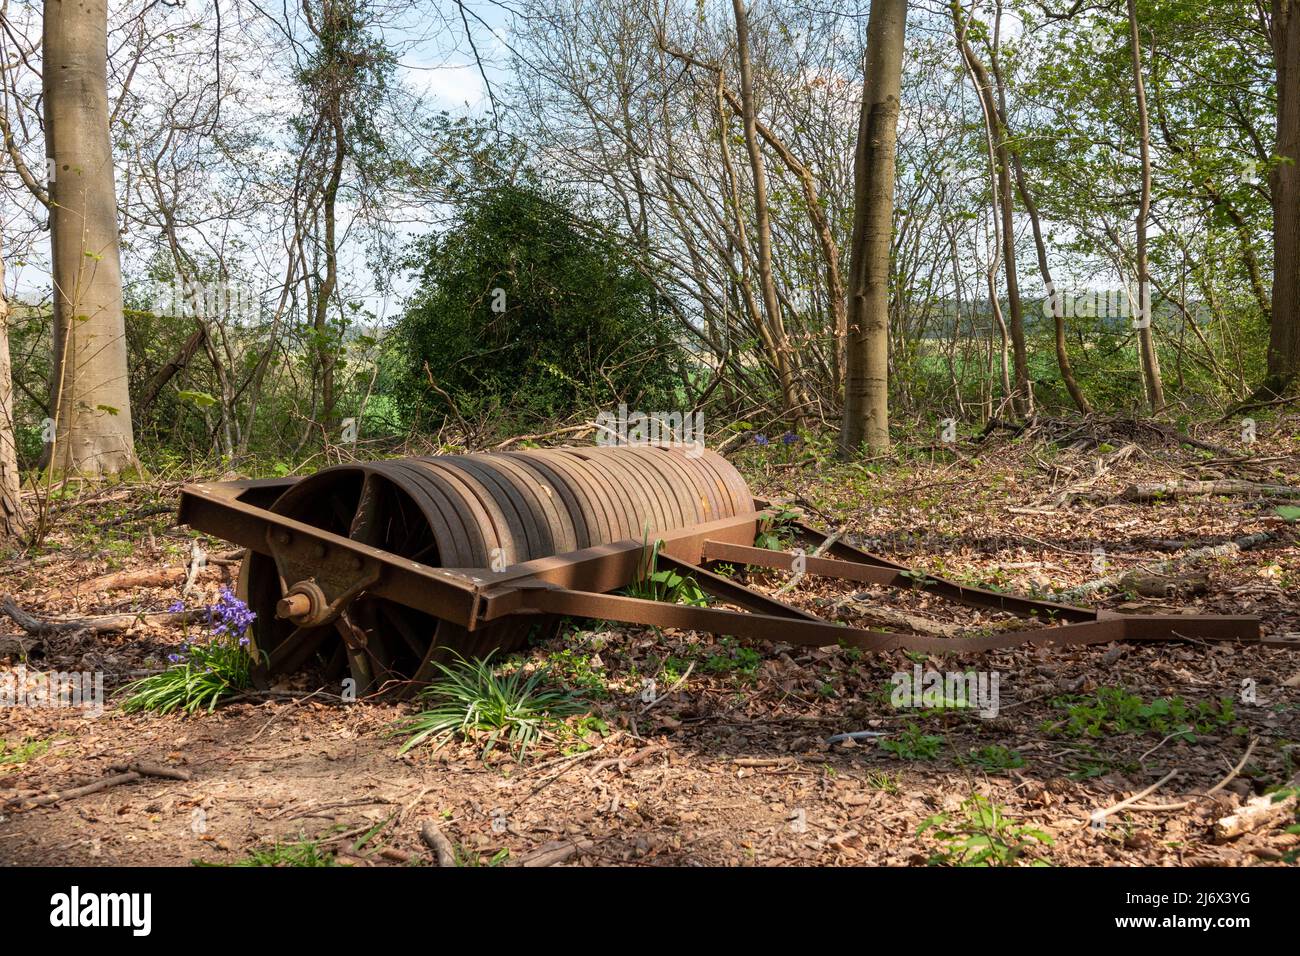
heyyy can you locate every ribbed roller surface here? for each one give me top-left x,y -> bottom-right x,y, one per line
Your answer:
239,446 -> 753,695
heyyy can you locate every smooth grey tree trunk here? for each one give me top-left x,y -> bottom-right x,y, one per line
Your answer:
43,0 -> 136,475
841,0 -> 907,456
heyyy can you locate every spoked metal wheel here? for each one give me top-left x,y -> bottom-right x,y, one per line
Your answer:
238,464 -> 536,699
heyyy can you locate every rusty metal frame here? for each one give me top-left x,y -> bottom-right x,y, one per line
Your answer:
179,478 -> 1280,672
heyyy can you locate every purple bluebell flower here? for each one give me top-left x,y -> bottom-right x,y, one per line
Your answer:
208,586 -> 257,642
167,653 -> 184,663
168,600 -> 185,613
754,433 -> 769,446
782,431 -> 797,445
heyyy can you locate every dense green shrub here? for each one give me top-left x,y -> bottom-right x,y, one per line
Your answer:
387,179 -> 685,431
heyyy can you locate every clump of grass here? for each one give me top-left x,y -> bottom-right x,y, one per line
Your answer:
0,737 -> 50,769
621,536 -> 708,606
120,587 -> 256,715
197,838 -> 338,867
865,770 -> 901,794
965,745 -> 1026,772
391,652 -> 589,760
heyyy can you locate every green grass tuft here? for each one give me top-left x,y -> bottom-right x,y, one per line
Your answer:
390,651 -> 589,760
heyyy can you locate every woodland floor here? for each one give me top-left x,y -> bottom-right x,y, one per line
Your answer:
2,415 -> 1299,867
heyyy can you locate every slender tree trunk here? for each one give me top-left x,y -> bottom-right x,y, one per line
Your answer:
731,0 -> 803,422
0,251 -> 24,538
983,21 -> 1090,414
840,0 -> 907,455
1127,0 -> 1165,412
135,322 -> 205,420
719,86 -> 846,402
1267,0 -> 1300,393
43,0 -> 135,474
314,116 -> 344,433
951,5 -> 1031,417
1012,153 -> 1091,414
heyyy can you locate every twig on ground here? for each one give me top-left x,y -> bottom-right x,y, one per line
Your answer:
4,762 -> 192,810
419,820 -> 457,867
1089,770 -> 1180,827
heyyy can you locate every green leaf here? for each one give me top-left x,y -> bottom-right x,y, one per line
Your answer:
177,390 -> 218,408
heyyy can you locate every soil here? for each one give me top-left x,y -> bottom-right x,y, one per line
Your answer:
2,417 -> 1298,867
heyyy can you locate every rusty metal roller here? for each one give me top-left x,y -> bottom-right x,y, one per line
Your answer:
238,446 -> 754,694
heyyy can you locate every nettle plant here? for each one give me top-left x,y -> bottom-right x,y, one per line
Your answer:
121,587 -> 258,715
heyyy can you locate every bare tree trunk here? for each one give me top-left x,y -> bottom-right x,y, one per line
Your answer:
314,118 -> 344,433
135,322 -> 205,420
840,0 -> 907,455
1127,0 -> 1166,412
952,5 -> 1031,417
0,251 -> 25,539
718,86 -> 846,402
982,17 -> 1090,415
1011,153 -> 1091,414
731,0 -> 803,422
1267,0 -> 1300,393
43,0 -> 135,475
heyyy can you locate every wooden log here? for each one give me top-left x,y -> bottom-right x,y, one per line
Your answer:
1116,569 -> 1209,597
1120,479 -> 1300,502
77,567 -> 187,594
1060,531 -> 1273,601
1214,776 -> 1300,842
419,820 -> 457,867
0,598 -> 203,636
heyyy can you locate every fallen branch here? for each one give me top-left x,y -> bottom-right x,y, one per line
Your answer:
0,598 -> 203,636
773,530 -> 843,596
732,756 -> 798,768
1120,480 -> 1300,502
182,539 -> 207,596
491,422 -> 597,449
105,761 -> 193,781
828,596 -> 964,639
1089,770 -> 1179,827
1129,737 -> 1258,812
512,837 -> 593,867
5,762 -> 191,810
591,744 -> 666,773
208,549 -> 247,567
825,730 -> 890,745
99,504 -> 172,528
419,820 -> 458,867
1114,569 -> 1208,598
78,567 -> 187,594
1059,531 -> 1274,602
639,662 -> 694,714
1052,443 -> 1140,505
1214,773 -> 1300,842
